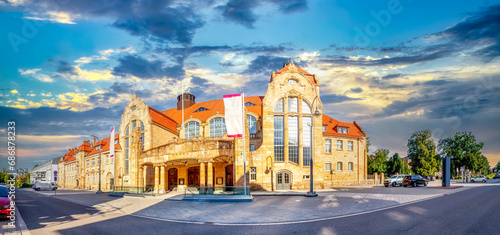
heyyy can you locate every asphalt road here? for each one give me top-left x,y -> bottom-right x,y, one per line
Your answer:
14,184 -> 500,234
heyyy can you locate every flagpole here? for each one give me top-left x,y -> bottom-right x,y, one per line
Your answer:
112,126 -> 116,192
242,93 -> 246,196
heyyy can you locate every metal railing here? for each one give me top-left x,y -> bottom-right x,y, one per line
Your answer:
184,186 -> 251,197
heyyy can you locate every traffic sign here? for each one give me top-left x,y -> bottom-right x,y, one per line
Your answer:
54,171 -> 58,175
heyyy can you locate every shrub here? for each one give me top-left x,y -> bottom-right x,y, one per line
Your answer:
486,174 -> 495,179
20,183 -> 32,188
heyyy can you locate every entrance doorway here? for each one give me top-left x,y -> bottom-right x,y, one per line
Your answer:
225,165 -> 233,191
76,179 -> 79,188
276,171 -> 291,190
188,167 -> 200,187
168,168 -> 178,190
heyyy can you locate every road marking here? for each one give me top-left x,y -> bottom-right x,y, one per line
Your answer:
15,205 -> 32,235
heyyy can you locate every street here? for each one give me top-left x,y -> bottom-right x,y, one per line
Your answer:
6,182 -> 499,234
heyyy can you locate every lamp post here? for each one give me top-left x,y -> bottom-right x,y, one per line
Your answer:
92,135 -> 103,194
306,96 -> 321,197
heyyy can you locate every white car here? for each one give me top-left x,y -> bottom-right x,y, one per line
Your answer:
471,175 -> 487,183
34,181 -> 57,191
384,175 -> 405,187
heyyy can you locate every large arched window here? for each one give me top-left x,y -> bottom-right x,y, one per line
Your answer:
209,118 -> 227,137
184,121 -> 200,139
273,97 -> 313,165
247,115 -> 256,136
124,119 -> 146,175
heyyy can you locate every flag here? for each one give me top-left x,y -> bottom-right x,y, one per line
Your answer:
110,127 -> 115,158
223,94 -> 244,137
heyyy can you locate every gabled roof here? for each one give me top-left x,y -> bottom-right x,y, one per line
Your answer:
162,96 -> 263,124
274,63 -> 317,84
322,114 -> 365,138
86,133 -> 121,157
149,107 -> 178,133
59,148 -> 76,163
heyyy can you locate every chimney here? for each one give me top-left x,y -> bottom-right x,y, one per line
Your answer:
177,92 -> 196,110
92,137 -> 96,147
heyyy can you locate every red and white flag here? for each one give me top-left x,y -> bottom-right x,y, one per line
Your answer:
223,94 -> 244,138
110,127 -> 115,158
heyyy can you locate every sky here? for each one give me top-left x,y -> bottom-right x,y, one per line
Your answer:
0,0 -> 499,170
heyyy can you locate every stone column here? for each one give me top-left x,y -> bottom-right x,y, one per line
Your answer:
138,167 -> 144,192
161,165 -> 166,193
379,173 -> 384,184
373,172 -> 378,184
154,166 -> 160,194
200,162 -> 206,194
207,161 -> 213,194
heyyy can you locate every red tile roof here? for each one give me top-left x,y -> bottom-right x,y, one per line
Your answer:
161,96 -> 263,124
86,133 -> 121,157
149,107 -> 178,133
59,148 -> 76,163
274,63 -> 317,84
322,114 -> 365,138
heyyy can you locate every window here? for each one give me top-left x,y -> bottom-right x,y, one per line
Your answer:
337,162 -> 343,171
325,139 -> 331,153
322,125 -> 327,132
338,127 -> 348,134
348,141 -> 353,150
337,140 -> 343,150
274,116 -> 284,161
302,100 -> 311,114
140,120 -> 144,131
106,155 -> 109,164
247,115 -> 256,135
303,175 -> 310,180
125,138 -> 129,174
194,107 -> 208,112
288,116 -> 299,164
96,145 -> 101,151
274,99 -> 284,112
141,133 -> 145,150
92,158 -> 95,166
303,117 -> 312,167
348,162 -> 353,171
114,139 -> 118,145
131,106 -> 136,111
184,122 -> 200,139
250,144 -> 255,151
288,79 -> 298,84
325,163 -> 331,171
125,125 -> 129,135
288,97 -> 298,113
245,102 -> 257,106
250,167 -> 256,181
209,118 -> 227,137
87,160 -> 89,167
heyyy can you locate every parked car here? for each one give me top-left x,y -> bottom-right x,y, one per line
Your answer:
33,181 -> 57,191
493,175 -> 500,179
403,175 -> 428,187
471,175 -> 487,183
0,186 -> 12,219
384,175 -> 405,187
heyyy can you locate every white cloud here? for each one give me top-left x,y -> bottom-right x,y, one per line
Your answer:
24,11 -> 78,24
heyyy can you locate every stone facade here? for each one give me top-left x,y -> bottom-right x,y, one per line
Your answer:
58,63 -> 368,192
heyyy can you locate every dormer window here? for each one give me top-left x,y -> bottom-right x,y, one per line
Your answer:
244,102 -> 257,106
194,107 -> 209,113
322,125 -> 327,132
96,145 -> 101,151
338,127 -> 349,134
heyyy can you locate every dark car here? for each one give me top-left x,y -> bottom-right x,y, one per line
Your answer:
403,175 -> 428,187
493,175 -> 500,179
0,186 -> 12,219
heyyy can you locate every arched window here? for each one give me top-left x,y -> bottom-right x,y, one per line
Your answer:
274,99 -> 284,112
247,115 -> 256,135
184,122 -> 200,139
302,100 -> 311,114
140,121 -> 144,131
274,99 -> 285,161
337,162 -> 343,171
209,118 -> 226,137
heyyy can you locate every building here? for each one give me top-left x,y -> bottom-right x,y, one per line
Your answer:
58,63 -> 369,192
30,156 -> 62,184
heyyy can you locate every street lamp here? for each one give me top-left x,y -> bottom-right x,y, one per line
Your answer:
91,135 -> 103,194
306,96 -> 321,197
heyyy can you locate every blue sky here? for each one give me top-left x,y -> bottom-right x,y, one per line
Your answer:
1,0 -> 499,170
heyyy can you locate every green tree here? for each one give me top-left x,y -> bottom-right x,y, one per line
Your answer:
386,153 -> 404,176
368,149 -> 389,174
496,161 -> 500,173
407,130 -> 440,176
438,132 -> 484,174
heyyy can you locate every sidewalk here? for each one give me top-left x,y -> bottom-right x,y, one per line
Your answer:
27,180 -> 499,225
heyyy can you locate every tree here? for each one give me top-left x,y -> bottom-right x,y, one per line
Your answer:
407,130 -> 440,176
438,132 -> 485,174
496,161 -> 500,173
386,153 -> 404,176
368,149 -> 389,174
